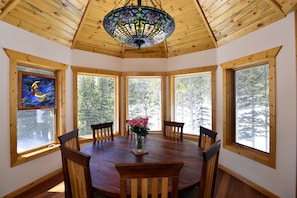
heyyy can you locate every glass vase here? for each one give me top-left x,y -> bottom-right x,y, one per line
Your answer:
136,135 -> 143,152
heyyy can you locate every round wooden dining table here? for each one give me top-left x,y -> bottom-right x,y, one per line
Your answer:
81,135 -> 203,197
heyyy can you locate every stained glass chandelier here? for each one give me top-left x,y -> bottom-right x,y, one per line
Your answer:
103,0 -> 175,49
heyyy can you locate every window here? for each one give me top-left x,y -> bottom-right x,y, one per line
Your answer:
6,49 -> 67,167
18,109 -> 55,152
17,67 -> 56,153
235,64 -> 269,153
125,74 -> 165,133
174,73 -> 212,134
169,66 -> 217,137
221,46 -> 281,168
72,67 -> 120,138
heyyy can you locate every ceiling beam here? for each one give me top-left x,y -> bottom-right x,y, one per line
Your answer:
0,0 -> 21,20
192,0 -> 217,48
282,1 -> 297,14
264,0 -> 285,16
71,0 -> 93,49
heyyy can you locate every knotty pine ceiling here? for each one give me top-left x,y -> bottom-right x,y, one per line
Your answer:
0,0 -> 296,58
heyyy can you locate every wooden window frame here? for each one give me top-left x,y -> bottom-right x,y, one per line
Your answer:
71,66 -> 120,141
5,49 -> 67,167
123,72 -> 166,136
220,46 -> 281,168
167,66 -> 217,141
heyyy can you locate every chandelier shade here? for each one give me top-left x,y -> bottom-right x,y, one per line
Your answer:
103,1 -> 175,49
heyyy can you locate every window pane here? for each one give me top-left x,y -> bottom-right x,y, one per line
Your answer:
175,74 -> 212,135
17,67 -> 56,153
17,109 -> 55,153
127,77 -> 162,131
235,64 -> 270,153
77,74 -> 116,136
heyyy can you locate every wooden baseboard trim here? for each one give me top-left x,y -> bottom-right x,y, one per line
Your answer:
3,168 -> 63,198
218,164 -> 279,198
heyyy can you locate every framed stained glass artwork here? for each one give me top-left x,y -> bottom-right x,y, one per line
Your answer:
18,71 -> 56,110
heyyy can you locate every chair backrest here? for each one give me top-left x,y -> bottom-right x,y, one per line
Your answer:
91,122 -> 114,144
60,146 -> 94,198
199,126 -> 217,150
163,120 -> 185,141
58,129 -> 80,151
198,140 -> 222,198
58,129 -> 81,198
115,161 -> 184,198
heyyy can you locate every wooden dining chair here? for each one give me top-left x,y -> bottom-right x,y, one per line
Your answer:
91,122 -> 114,144
198,140 -> 222,198
198,126 -> 217,150
58,129 -> 81,198
163,120 -> 185,141
58,128 -> 80,150
60,145 -> 94,198
126,120 -> 133,136
115,161 -> 184,198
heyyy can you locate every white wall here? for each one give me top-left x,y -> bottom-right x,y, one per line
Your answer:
0,12 -> 296,197
71,49 -> 122,70
167,48 -> 217,70
0,21 -> 70,195
216,13 -> 296,197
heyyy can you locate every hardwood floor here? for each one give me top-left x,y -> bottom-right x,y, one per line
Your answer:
16,168 -> 268,198
214,169 -> 268,198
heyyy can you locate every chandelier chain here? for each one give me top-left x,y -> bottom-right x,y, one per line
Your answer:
124,0 -> 131,6
151,0 -> 163,10
112,0 -> 124,11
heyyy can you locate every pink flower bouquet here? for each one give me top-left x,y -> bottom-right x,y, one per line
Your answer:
127,117 -> 149,137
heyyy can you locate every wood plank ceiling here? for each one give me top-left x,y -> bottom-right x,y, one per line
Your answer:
0,0 -> 296,58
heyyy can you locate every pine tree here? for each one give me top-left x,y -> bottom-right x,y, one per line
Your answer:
78,75 -> 115,135
235,64 -> 269,151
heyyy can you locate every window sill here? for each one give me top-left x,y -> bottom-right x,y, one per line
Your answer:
223,143 -> 275,168
12,144 -> 60,167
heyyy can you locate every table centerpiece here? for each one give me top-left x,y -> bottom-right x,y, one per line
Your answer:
127,116 -> 149,153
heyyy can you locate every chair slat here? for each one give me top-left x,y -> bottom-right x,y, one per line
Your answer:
131,179 -> 138,198
151,178 -> 158,198
161,177 -> 168,198
142,178 -> 148,198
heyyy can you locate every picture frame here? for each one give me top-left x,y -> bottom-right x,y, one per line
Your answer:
18,71 -> 57,110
